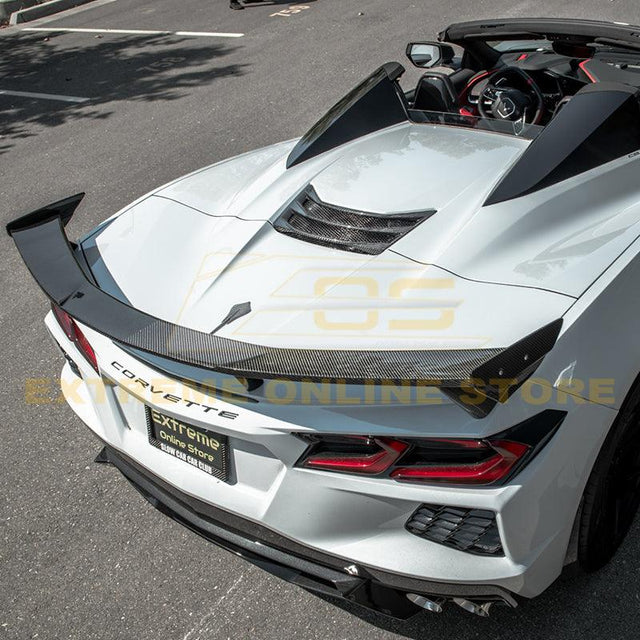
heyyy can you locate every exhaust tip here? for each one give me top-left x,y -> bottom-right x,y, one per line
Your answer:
453,598 -> 493,617
406,593 -> 443,613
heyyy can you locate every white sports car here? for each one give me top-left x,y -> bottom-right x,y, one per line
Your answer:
8,17 -> 640,618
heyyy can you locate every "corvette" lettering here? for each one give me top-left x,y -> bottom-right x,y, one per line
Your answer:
110,361 -> 239,419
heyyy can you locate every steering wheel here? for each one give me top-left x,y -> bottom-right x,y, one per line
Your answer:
477,67 -> 544,125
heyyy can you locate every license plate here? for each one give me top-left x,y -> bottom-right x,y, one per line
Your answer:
145,406 -> 229,481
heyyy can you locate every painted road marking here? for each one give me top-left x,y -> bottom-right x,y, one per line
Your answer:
22,27 -> 244,38
0,89 -> 89,103
270,5 -> 310,18
175,31 -> 243,38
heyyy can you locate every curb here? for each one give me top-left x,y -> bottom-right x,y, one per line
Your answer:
9,0 -> 95,24
1,1 -> 30,23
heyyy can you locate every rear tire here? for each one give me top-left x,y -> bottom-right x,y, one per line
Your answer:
578,383 -> 640,571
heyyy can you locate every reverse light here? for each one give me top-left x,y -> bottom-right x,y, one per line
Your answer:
296,410 -> 566,486
51,303 -> 99,372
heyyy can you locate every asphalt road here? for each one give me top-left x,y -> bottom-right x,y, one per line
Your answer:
3,1 -> 640,638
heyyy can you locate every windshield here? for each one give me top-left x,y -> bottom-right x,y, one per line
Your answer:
408,110 -> 543,140
487,39 -> 553,53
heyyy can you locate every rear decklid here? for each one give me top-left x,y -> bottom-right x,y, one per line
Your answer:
85,192 -> 571,353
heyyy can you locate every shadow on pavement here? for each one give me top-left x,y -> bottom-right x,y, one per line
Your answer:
0,31 -> 248,153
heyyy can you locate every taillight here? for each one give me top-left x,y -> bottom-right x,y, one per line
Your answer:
300,436 -> 408,474
390,439 -> 529,485
51,304 -> 99,372
296,410 -> 566,486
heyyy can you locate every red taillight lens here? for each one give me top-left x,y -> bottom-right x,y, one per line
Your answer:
297,435 -> 531,485
296,412 -> 564,485
390,440 -> 529,485
51,303 -> 76,339
301,437 -> 408,474
51,304 -> 99,372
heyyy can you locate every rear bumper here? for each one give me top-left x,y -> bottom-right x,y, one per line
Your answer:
99,444 -> 518,618
50,318 -> 619,602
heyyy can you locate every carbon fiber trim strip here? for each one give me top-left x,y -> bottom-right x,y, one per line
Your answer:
129,321 -> 500,382
7,200 -> 504,384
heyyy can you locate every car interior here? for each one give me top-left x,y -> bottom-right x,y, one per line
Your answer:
404,36 -> 640,127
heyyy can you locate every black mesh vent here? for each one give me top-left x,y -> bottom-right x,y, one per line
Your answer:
273,187 -> 435,254
406,504 -> 503,556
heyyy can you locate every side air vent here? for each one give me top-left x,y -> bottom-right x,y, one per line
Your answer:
273,187 -> 435,255
406,504 -> 503,556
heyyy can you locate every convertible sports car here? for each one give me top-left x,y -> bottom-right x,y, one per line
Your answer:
9,17 -> 640,617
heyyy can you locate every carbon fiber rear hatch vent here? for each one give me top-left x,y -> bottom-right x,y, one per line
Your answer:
273,186 -> 435,255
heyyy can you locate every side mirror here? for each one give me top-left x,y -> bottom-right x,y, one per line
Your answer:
406,42 -> 455,68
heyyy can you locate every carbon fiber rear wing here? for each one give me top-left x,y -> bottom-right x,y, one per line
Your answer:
6,195 -> 561,417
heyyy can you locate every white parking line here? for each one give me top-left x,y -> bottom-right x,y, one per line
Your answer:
22,27 -> 244,38
0,89 -> 89,103
174,31 -> 243,38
